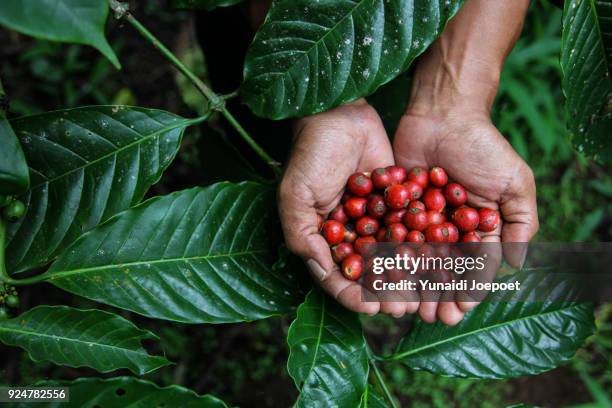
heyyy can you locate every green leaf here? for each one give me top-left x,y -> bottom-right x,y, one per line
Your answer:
561,0 -> 612,163
287,289 -> 368,407
0,115 -> 30,195
0,0 -> 120,69
170,0 -> 244,11
46,183 -> 303,323
0,306 -> 169,374
360,386 -> 391,408
390,269 -> 596,379
241,0 -> 465,119
8,377 -> 227,408
6,106 -> 191,274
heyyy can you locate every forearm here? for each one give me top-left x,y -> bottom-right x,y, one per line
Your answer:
408,0 -> 530,115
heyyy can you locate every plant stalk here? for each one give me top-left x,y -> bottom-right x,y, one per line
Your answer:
123,12 -> 281,176
369,356 -> 398,408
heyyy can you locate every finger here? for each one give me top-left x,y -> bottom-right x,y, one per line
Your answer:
418,290 -> 440,323
500,165 -> 539,267
437,296 -> 465,326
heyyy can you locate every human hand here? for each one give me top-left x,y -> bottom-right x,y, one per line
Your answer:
278,99 -> 419,317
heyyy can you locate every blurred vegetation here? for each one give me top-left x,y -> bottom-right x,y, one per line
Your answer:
0,1 -> 609,407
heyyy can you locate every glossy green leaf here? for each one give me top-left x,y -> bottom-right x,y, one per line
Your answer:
7,377 -> 227,408
0,115 -> 30,195
0,306 -> 169,374
170,0 -> 244,10
359,387 -> 391,408
6,106 -> 192,274
390,270 -> 596,379
0,0 -> 120,69
46,183 -> 302,323
287,289 -> 368,407
241,0 -> 465,119
561,0 -> 612,163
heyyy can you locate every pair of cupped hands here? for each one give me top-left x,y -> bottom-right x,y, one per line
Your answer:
278,98 -> 539,325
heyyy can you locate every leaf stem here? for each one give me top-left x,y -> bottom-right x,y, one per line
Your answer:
123,12 -> 281,177
368,349 -> 398,408
0,220 -> 50,286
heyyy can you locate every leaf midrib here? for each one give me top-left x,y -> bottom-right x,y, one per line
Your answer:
46,249 -> 268,280
389,302 -> 586,361
589,0 -> 611,74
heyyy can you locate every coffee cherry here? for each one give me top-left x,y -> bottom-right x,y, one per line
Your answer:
366,194 -> 387,219
356,216 -> 379,236
0,195 -> 12,208
385,223 -> 408,242
461,231 -> 481,242
344,224 -> 358,243
423,188 -> 446,212
5,295 -> 19,308
407,230 -> 425,243
354,236 -> 376,256
332,242 -> 354,263
478,208 -> 500,232
408,200 -> 426,211
376,226 -> 388,242
402,180 -> 423,200
407,167 -> 429,188
384,209 -> 407,226
385,184 -> 411,210
322,220 -> 345,245
344,197 -> 367,219
3,200 -> 25,222
347,173 -> 373,197
442,222 -> 459,243
426,210 -> 446,226
444,183 -> 467,207
429,166 -> 448,187
453,206 -> 480,232
0,307 -> 9,321
395,244 -> 416,258
386,166 -> 407,184
371,168 -> 392,190
330,204 -> 349,224
402,207 -> 428,231
342,254 -> 363,281
425,224 -> 447,243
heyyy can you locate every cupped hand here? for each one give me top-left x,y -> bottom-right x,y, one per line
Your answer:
393,108 -> 539,324
278,99 -> 418,317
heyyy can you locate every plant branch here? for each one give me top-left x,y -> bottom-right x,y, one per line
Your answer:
121,10 -> 281,176
368,350 -> 398,408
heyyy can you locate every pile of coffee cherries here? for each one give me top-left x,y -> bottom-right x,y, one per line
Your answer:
318,166 -> 500,281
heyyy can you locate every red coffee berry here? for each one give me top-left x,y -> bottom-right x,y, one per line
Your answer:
403,180 -> 423,200
385,223 -> 408,243
461,231 -> 481,242
408,200 -> 426,211
316,213 -> 324,231
385,184 -> 411,210
332,242 -> 354,263
402,207 -> 428,231
344,224 -> 358,243
371,168 -> 392,190
423,188 -> 446,212
442,222 -> 459,243
407,167 -> 429,188
395,244 -> 416,258
329,204 -> 349,224
347,173 -> 373,197
354,236 -> 376,255
344,197 -> 367,219
342,254 -> 363,281
386,165 -> 407,184
376,226 -> 387,242
366,194 -> 387,219
444,183 -> 467,207
426,210 -> 446,226
453,206 -> 480,232
356,216 -> 379,236
429,166 -> 448,187
425,224 -> 448,243
407,230 -> 425,243
478,208 -> 500,232
384,209 -> 407,226
322,220 -> 345,245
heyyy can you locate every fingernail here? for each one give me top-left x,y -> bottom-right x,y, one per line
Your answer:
307,259 -> 327,281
